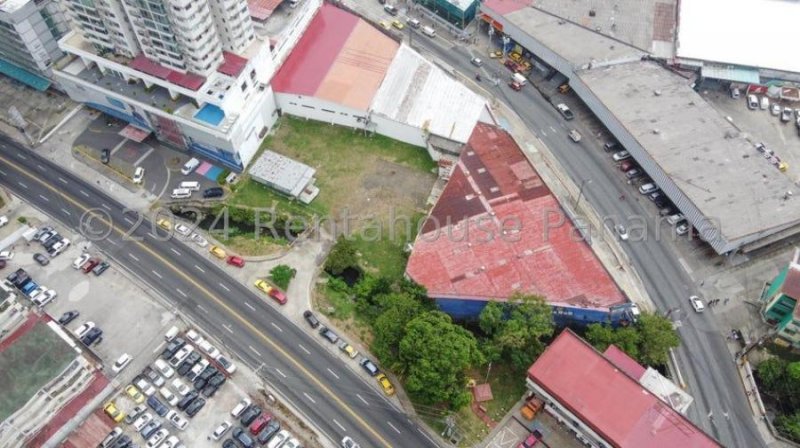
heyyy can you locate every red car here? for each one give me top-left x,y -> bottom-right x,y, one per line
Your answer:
227,255 -> 245,268
81,258 -> 100,274
517,433 -> 539,448
249,414 -> 270,435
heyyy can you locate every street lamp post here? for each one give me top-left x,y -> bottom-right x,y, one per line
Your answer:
574,179 -> 592,208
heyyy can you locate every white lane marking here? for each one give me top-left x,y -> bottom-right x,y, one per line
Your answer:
222,323 -> 234,334
79,190 -> 89,197
387,421 -> 401,434
60,208 -> 71,216
170,248 -> 181,256
326,368 -> 339,380
333,419 -> 346,432
58,177 -> 67,184
148,232 -> 159,239
152,341 -> 166,354
194,265 -> 205,273
275,368 -> 287,378
244,302 -> 255,311
176,288 -> 187,297
37,164 -> 45,170
270,322 -> 282,333
297,344 -> 310,355
417,427 -> 436,445
38,194 -> 49,202
128,253 -> 139,261
356,394 -> 369,405
219,283 -> 230,292
107,239 -> 117,246
17,153 -> 26,160
197,304 -> 209,314
248,345 -> 261,356
101,203 -> 111,210
550,126 -> 557,133
151,270 -> 163,279
18,181 -> 27,189
540,130 -> 547,137
123,217 -> 134,225
303,392 -> 316,404
0,169 -> 6,175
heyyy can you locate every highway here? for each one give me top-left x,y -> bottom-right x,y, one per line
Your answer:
406,29 -> 765,447
0,137 -> 438,448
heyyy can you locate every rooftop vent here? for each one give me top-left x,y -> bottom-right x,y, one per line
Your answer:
653,90 -> 662,96
589,9 -> 596,17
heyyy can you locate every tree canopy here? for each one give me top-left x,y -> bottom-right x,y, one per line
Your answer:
584,313 -> 678,367
478,293 -> 554,369
324,235 -> 360,276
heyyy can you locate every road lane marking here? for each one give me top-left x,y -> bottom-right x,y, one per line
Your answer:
550,126 -> 557,132
176,289 -> 187,297
170,248 -> 181,256
197,304 -> 209,314
219,283 -> 230,292
37,164 -> 45,170
245,302 -> 255,311
61,208 -> 71,216
303,392 -> 316,404
38,194 -> 49,202
17,153 -> 26,160
248,345 -> 261,356
18,181 -> 27,189
128,253 -> 139,261
333,419 -> 346,431
107,239 -> 117,246
101,203 -> 111,210
356,394 -> 369,405
327,368 -> 339,380
417,428 -> 436,445
275,368 -> 287,378
297,344 -> 310,355
58,177 -> 67,184
386,422 -> 401,434
270,322 -> 282,332
123,217 -> 134,225
0,153 -> 397,448
194,265 -> 205,273
79,190 -> 89,197
151,270 -> 163,279
152,341 -> 166,354
148,232 -> 159,239
222,324 -> 234,334
0,169 -> 6,175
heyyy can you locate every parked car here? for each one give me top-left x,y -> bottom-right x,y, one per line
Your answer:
359,357 -> 380,376
147,395 -> 169,416
145,428 -> 168,448
101,148 -> 110,164
383,4 -> 397,15
174,224 -> 191,236
782,107 -> 794,123
240,405 -> 262,426
612,150 -> 631,162
203,187 -> 224,198
58,310 -> 79,325
233,427 -> 255,448
133,166 -> 145,184
249,415 -> 270,435
134,377 -> 157,396
125,385 -> 145,404
74,321 -> 96,339
92,261 -> 110,276
139,419 -> 161,439
132,412 -> 153,432
176,391 -> 199,410
771,103 -> 781,116
112,353 -> 133,373
166,410 -> 188,430
231,398 -> 252,417
159,386 -> 180,406
303,310 -> 320,328
72,253 -> 90,269
603,141 -> 619,152
666,213 -> 685,225
268,431 -> 291,448
185,397 -> 206,417
209,245 -> 227,259
319,326 -> 339,344
625,168 -> 642,180
638,183 -> 659,195
377,374 -> 395,396
212,421 -> 233,440
746,94 -> 758,109
258,419 -> 281,444
615,224 -> 629,241
33,253 -> 49,266
227,255 -> 245,267
81,258 -> 101,273
760,96 -> 769,110
125,405 -> 147,425
676,221 -> 690,236
338,340 -> 359,358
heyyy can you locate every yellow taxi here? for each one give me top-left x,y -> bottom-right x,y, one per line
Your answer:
104,402 -> 125,422
254,279 -> 272,295
376,373 -> 395,396
125,385 -> 145,404
392,20 -> 404,30
209,245 -> 227,259
379,20 -> 391,30
156,218 -> 171,231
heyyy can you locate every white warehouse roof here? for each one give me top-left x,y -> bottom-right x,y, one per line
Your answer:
248,150 -> 315,198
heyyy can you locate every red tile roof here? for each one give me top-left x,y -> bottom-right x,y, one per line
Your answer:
130,54 -> 206,91
482,0 -> 531,16
218,51 -> 249,77
248,0 -> 284,21
406,123 -> 626,309
529,330 -> 720,448
603,345 -> 647,380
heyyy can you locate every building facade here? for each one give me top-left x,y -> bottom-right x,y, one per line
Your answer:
761,252 -> 800,347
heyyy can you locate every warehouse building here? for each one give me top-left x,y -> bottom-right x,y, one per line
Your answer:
248,150 -> 319,203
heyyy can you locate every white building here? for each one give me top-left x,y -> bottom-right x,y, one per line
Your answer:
54,0 -> 321,170
0,0 -> 69,89
249,150 -> 319,203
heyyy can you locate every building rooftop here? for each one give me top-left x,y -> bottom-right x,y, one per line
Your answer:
677,0 -> 800,75
218,52 -> 249,78
405,123 -> 626,308
529,329 -> 719,447
0,0 -> 28,13
483,0 -> 646,67
248,0 -> 284,22
271,4 -> 398,110
129,54 -> 206,91
248,150 -> 315,197
578,61 -> 800,245
603,345 -> 646,380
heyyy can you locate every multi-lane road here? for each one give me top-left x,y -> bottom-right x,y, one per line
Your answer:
0,137 -> 438,448
403,28 -> 764,447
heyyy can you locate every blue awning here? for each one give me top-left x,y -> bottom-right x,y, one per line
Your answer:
0,59 -> 51,91
701,64 -> 760,84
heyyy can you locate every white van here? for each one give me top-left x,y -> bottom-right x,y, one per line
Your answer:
170,188 -> 192,199
407,18 -> 420,29
422,26 -> 436,38
179,181 -> 200,191
164,326 -> 179,341
181,158 -> 200,175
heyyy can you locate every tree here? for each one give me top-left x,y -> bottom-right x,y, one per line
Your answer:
775,413 -> 800,442
479,293 -> 554,370
758,357 -> 787,392
399,311 -> 484,409
353,273 -> 392,319
637,313 -> 680,366
585,323 -> 616,352
324,235 -> 359,276
269,264 -> 296,290
478,302 -> 505,336
372,293 -> 424,366
585,324 -> 641,360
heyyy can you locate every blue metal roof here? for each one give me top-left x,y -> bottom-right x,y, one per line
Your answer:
0,59 -> 51,91
701,64 -> 760,84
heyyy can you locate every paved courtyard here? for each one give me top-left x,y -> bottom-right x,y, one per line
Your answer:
0,76 -> 75,141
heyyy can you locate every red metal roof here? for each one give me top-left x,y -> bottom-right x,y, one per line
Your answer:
130,54 -> 206,91
218,51 -> 249,77
529,330 -> 720,448
482,0 -> 531,16
248,0 -> 283,22
406,123 -> 626,308
603,345 -> 647,380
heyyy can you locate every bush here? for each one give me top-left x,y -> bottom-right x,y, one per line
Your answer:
217,169 -> 231,185
269,264 -> 296,290
324,236 -> 360,276
17,216 -> 27,224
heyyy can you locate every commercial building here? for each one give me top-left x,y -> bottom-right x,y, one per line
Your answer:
248,150 -> 319,203
761,251 -> 800,348
405,122 -> 637,325
54,0 -> 322,170
0,0 -> 69,90
416,0 -> 479,29
527,329 -> 719,447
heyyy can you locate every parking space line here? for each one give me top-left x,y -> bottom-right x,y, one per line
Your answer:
18,181 -> 27,189
170,248 -> 181,256
244,302 -> 255,311
222,324 -> 234,334
61,208 -> 71,216
107,239 -> 117,246
58,177 -> 67,184
219,283 -> 230,292
270,322 -> 282,333
356,394 -> 369,405
152,341 -> 166,354
79,190 -> 89,197
128,253 -> 139,261
151,270 -> 162,279
303,392 -> 316,404
327,368 -> 339,380
387,421 -> 401,434
38,194 -> 49,202
275,368 -> 287,378
248,345 -> 261,356
298,344 -> 310,355
197,304 -> 209,314
101,203 -> 111,210
194,265 -> 205,273
333,419 -> 346,432
176,288 -> 187,297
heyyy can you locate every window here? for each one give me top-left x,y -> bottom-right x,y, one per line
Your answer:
240,81 -> 247,92
301,105 -> 315,110
250,69 -> 256,80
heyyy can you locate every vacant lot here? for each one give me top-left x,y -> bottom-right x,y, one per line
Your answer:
0,322 -> 75,420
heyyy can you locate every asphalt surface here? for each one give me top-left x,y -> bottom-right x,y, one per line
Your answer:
0,137 -> 439,448
407,30 -> 764,448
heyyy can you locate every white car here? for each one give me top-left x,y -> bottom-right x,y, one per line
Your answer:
134,378 -> 157,396
74,321 -> 95,338
171,378 -> 190,396
169,345 -> 193,368
230,397 -> 251,417
211,421 -> 232,440
689,295 -> 705,313
72,253 -> 90,269
174,224 -> 191,236
154,359 -> 176,378
159,387 -> 179,406
760,96 -> 770,110
187,359 -> 209,381
341,436 -> 360,448
32,288 -> 57,306
615,225 -> 629,241
160,436 -> 180,448
267,430 -> 291,448
568,129 -> 581,142
190,233 -> 208,247
0,250 -> 14,261
146,428 -> 169,448
166,410 -> 188,430
676,222 -> 690,236
133,166 -> 145,184
185,329 -> 201,343
132,412 -> 153,431
638,183 -> 658,195
470,57 -> 482,67
746,94 -> 758,109
666,213 -> 684,225
198,340 -> 220,359
0,215 -> 7,227
283,438 -> 302,448
612,150 -> 631,162
771,103 -> 781,116
112,353 -> 132,373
